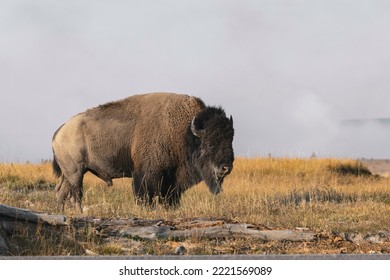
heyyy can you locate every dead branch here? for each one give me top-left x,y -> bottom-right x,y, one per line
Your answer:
85,217 -> 315,242
0,204 -> 67,226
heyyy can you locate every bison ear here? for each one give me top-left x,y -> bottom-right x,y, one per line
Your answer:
229,115 -> 233,126
191,117 -> 205,138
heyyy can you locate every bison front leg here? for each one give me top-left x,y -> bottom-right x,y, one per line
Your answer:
132,171 -> 182,207
132,173 -> 152,206
161,185 -> 182,208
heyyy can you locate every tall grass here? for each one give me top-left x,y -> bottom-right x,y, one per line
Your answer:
1,158 -> 390,255
1,158 -> 388,230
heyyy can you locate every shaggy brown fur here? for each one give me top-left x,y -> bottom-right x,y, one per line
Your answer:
52,93 -> 234,211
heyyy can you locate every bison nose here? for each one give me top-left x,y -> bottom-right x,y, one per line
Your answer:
221,164 -> 233,175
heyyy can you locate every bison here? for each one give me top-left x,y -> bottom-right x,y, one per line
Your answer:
52,92 -> 234,212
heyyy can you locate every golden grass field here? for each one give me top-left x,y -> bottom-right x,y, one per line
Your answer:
1,157 -> 390,255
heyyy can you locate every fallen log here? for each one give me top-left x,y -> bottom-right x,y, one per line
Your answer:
91,218 -> 316,242
0,204 -> 67,226
0,204 -> 316,245
115,222 -> 316,242
0,233 -> 9,255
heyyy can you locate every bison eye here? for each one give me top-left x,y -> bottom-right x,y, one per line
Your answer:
207,144 -> 214,149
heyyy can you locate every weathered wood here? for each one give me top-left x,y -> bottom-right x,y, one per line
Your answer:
115,222 -> 316,242
174,224 -> 316,241
0,233 -> 9,256
0,204 -> 316,244
0,219 -> 38,233
0,204 -> 67,226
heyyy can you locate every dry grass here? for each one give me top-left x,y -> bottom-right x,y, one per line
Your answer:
1,158 -> 390,255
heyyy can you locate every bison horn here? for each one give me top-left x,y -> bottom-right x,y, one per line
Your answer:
230,115 -> 233,126
191,117 -> 205,138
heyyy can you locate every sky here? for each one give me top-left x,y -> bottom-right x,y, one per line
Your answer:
1,0 -> 390,162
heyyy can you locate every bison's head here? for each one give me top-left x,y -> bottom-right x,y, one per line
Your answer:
189,107 -> 234,194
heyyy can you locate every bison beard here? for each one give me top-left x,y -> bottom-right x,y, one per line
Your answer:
52,93 -> 234,211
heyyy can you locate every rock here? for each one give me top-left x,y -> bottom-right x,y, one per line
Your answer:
85,249 -> 99,256
340,231 -> 390,244
174,245 -> 187,255
344,232 -> 364,244
364,231 -> 390,244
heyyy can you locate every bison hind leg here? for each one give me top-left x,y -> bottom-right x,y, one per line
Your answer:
55,176 -> 70,212
55,174 -> 84,213
55,175 -> 64,193
69,185 -> 83,212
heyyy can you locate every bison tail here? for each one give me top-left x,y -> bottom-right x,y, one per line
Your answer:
52,157 -> 62,178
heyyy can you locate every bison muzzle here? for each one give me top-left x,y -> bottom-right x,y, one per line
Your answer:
52,93 -> 234,212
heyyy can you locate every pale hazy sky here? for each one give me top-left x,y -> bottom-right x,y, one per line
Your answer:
1,0 -> 390,162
